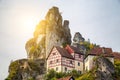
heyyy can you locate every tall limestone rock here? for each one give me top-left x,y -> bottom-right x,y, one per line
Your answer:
71,32 -> 86,53
45,7 -> 71,57
25,6 -> 71,59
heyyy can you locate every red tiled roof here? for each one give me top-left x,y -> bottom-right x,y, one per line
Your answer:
88,47 -> 113,57
65,45 -> 74,53
65,45 -> 83,55
55,46 -> 74,59
57,76 -> 74,80
112,52 -> 120,60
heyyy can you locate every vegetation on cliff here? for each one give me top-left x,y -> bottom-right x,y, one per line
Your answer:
114,59 -> 120,80
76,57 -> 120,80
44,69 -> 81,80
6,59 -> 46,80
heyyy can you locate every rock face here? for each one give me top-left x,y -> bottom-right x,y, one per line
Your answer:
71,32 -> 85,53
94,57 -> 114,80
7,59 -> 46,80
25,6 -> 71,59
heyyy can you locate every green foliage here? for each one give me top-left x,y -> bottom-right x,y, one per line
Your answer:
45,69 -> 56,80
83,41 -> 90,51
62,42 -> 67,48
114,59 -> 120,79
6,60 -> 21,80
28,77 -> 35,80
76,72 -> 94,80
28,60 -> 41,73
67,69 -> 81,78
76,69 -> 95,80
45,69 -> 81,80
56,72 -> 65,78
83,41 -> 96,52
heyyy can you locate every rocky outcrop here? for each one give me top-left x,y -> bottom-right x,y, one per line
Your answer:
78,56 -> 115,80
7,59 -> 46,80
71,32 -> 86,53
94,57 -> 114,80
25,6 -> 71,59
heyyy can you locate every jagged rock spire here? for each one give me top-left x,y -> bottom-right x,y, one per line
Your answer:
25,6 -> 71,59
72,32 -> 85,53
73,32 -> 85,44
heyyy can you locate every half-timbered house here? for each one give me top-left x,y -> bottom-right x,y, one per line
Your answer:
65,45 -> 84,73
47,45 -> 84,73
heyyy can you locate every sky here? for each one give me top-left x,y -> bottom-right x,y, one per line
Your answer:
0,0 -> 120,79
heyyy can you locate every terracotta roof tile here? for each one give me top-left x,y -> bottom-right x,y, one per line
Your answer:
88,47 -> 113,57
112,52 -> 120,60
65,45 -> 83,54
55,46 -> 74,59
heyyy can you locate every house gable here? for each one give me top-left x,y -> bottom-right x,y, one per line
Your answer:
47,47 -> 61,60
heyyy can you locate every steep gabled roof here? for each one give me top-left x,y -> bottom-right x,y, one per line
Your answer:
56,46 -> 74,59
46,46 -> 74,60
112,52 -> 120,60
88,47 -> 113,57
65,45 -> 83,55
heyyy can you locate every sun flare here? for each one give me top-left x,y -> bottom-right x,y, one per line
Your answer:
26,18 -> 37,30
23,16 -> 39,33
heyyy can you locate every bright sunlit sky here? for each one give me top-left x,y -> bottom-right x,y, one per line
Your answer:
0,0 -> 120,79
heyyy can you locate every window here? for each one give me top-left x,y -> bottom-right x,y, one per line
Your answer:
78,70 -> 81,74
50,61 -> 53,64
65,67 -> 67,71
79,54 -> 81,58
78,62 -> 80,66
56,59 -> 59,63
70,61 -> 73,64
56,67 -> 58,71
53,53 -> 56,55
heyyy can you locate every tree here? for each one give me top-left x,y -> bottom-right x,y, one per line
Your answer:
45,69 -> 57,80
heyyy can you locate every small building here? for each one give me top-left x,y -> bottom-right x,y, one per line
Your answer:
57,76 -> 75,80
85,47 -> 114,71
46,45 -> 84,73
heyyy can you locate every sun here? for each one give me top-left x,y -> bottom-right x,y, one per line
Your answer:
26,18 -> 36,29
23,16 -> 39,33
